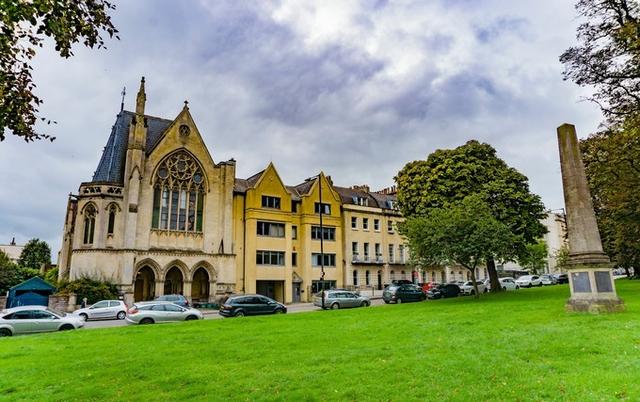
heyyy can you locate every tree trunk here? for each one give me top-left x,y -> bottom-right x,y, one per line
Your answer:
487,257 -> 502,293
469,268 -> 480,299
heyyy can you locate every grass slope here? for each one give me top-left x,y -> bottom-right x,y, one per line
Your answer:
1,281 -> 640,401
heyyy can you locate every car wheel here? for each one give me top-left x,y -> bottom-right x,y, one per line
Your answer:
235,311 -> 245,317
185,315 -> 198,321
483,288 -> 488,293
59,324 -> 74,331
274,309 -> 285,314
331,303 -> 340,310
383,300 -> 390,304
140,317 -> 154,324
538,283 -> 543,287
396,298 -> 402,304
516,285 -> 520,290
79,313 -> 88,321
116,311 -> 126,320
470,290 -> 475,295
502,286 -> 507,291
0,328 -> 12,337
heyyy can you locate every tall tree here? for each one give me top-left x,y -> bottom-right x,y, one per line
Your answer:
580,117 -> 640,276
1,0 -> 118,142
18,238 -> 51,269
395,140 -> 547,292
518,240 -> 549,275
402,195 -> 515,298
560,0 -> 640,120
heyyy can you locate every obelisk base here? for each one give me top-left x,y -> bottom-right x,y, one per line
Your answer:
565,263 -> 624,313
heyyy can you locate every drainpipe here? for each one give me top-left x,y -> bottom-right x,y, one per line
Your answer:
242,194 -> 247,293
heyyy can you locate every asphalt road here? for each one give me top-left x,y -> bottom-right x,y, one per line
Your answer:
82,298 -> 387,330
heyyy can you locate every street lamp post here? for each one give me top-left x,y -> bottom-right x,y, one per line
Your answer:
318,174 -> 325,309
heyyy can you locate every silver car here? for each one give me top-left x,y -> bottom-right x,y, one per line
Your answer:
125,301 -> 204,324
73,300 -> 128,321
0,306 -> 85,337
313,290 -> 370,310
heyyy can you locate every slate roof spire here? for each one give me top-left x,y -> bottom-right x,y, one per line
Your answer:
136,76 -> 146,115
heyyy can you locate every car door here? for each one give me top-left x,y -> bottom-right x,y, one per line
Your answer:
32,310 -> 61,332
108,301 -> 123,318
163,303 -> 186,321
88,301 -> 110,319
6,310 -> 36,334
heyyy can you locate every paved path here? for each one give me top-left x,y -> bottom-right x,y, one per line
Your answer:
82,298 -> 386,330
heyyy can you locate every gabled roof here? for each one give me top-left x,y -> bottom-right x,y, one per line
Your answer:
9,276 -> 56,292
92,111 -> 173,184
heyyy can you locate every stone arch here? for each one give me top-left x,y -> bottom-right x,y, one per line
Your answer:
104,202 -> 121,212
133,258 -> 161,281
161,259 -> 190,279
190,260 -> 218,281
80,201 -> 99,215
133,260 -> 160,301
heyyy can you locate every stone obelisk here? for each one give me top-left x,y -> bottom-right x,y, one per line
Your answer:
557,123 -> 624,312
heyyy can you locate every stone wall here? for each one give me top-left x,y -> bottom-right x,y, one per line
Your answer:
48,293 -> 77,312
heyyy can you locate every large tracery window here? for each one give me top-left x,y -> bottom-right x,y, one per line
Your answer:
152,152 -> 205,232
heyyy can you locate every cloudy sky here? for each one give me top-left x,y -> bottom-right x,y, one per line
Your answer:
0,0 -> 602,259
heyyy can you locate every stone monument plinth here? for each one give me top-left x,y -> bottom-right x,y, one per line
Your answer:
557,123 -> 624,313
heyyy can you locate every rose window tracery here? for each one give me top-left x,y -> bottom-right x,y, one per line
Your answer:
152,151 -> 205,232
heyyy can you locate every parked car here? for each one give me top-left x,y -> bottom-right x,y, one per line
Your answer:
126,302 -> 203,324
496,277 -> 519,291
426,283 -> 461,300
218,295 -> 287,317
314,290 -> 370,310
0,306 -> 85,336
155,294 -> 189,307
73,300 -> 127,321
460,281 -> 487,296
390,279 -> 414,286
555,273 -> 569,284
382,284 -> 426,304
540,274 -> 557,286
516,275 -> 542,288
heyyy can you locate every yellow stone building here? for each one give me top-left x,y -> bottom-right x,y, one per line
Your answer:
58,79 -> 417,305
233,164 -> 344,303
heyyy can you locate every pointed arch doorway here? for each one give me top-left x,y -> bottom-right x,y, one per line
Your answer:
164,266 -> 184,295
134,266 -> 156,301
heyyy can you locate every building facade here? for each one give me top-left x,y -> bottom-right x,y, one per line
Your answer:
58,79 -> 237,306
58,79 -> 415,305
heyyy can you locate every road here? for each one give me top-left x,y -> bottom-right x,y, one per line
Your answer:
83,298 -> 387,330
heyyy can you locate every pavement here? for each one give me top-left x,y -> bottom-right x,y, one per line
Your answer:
82,298 -> 386,330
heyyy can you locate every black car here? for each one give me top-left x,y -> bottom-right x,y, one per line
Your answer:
556,273 -> 569,284
426,284 -> 461,300
218,294 -> 287,317
382,284 -> 426,304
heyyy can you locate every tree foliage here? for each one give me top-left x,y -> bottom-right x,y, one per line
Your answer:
0,250 -> 42,294
580,116 -> 640,274
402,195 -> 515,298
395,140 -> 547,291
18,238 -> 51,269
518,240 -> 549,275
560,0 -> 640,120
1,0 -> 118,142
56,277 -> 118,304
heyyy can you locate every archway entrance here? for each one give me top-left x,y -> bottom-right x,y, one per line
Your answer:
134,266 -> 156,301
164,266 -> 184,295
192,268 -> 210,301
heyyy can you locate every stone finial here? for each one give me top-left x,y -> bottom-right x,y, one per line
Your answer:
136,76 -> 146,115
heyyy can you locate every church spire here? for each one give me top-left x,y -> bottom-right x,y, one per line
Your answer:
136,76 -> 146,115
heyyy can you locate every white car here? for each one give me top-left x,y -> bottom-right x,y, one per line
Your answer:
497,277 -> 519,291
74,300 -> 128,321
540,274 -> 557,286
460,281 -> 487,295
516,275 -> 542,288
0,306 -> 85,337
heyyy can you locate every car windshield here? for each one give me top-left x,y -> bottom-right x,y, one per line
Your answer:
386,286 -> 399,291
46,308 -> 65,317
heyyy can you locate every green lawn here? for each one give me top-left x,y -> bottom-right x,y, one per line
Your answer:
1,281 -> 640,401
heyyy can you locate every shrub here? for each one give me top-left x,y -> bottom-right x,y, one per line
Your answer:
57,277 -> 119,304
